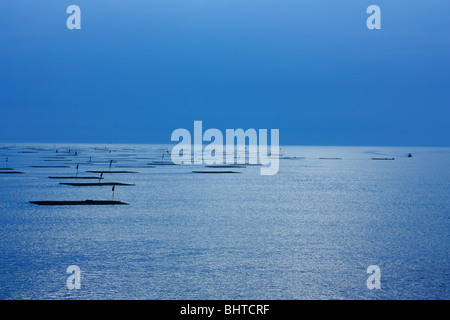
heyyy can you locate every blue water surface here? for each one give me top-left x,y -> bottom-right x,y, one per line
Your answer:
0,144 -> 448,299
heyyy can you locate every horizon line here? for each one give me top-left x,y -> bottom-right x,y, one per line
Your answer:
0,141 -> 449,149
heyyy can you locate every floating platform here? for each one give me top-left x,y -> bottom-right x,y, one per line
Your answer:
30,200 -> 128,206
49,176 -> 104,180
371,158 -> 395,160
205,165 -> 246,168
0,171 -> 24,174
192,171 -> 241,174
280,156 -> 305,160
148,161 -> 177,165
87,170 -> 138,174
116,165 -> 155,168
31,165 -> 70,168
66,162 -> 99,165
41,157 -> 67,159
76,161 -> 112,164
60,182 -> 135,186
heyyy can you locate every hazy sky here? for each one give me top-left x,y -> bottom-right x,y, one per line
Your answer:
0,0 -> 449,146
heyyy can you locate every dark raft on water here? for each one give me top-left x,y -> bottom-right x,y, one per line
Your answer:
49,176 -> 104,180
87,171 -> 138,174
205,165 -> 246,168
192,171 -> 241,174
60,182 -> 135,186
31,165 -> 70,168
0,171 -> 24,174
30,200 -> 128,206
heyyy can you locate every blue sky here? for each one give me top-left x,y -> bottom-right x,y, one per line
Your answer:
0,0 -> 449,146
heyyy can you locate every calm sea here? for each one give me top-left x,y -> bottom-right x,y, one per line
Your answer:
0,144 -> 448,299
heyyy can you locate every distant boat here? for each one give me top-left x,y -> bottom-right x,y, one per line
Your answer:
371,157 -> 395,160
